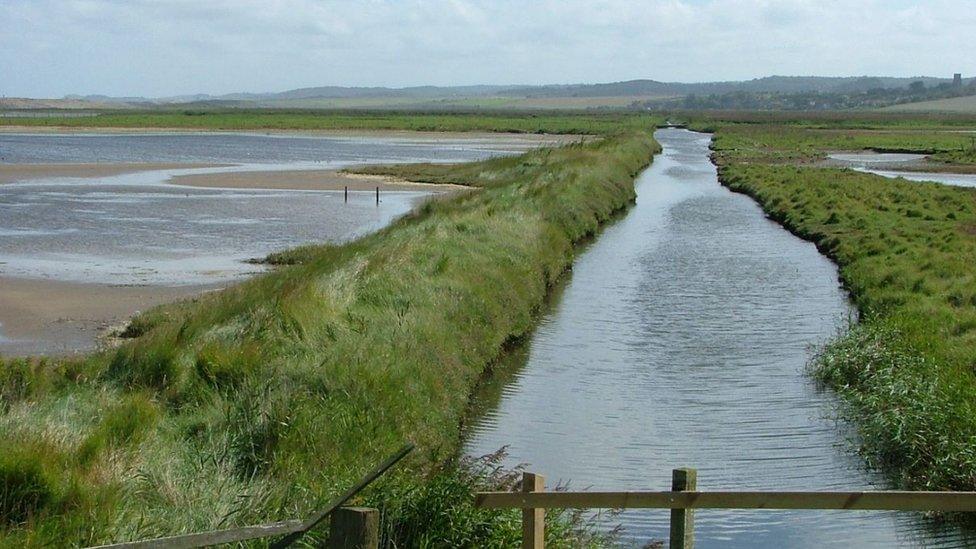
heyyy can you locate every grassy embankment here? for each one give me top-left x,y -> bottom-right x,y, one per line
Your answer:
703,119 -> 976,493
0,115 -> 660,546
0,109 -> 657,135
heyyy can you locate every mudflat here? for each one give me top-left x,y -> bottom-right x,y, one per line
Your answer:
168,169 -> 471,191
0,276 -> 217,357
0,162 -> 219,184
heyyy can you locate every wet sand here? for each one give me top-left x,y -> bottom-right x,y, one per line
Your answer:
0,277 -> 217,357
0,125 -> 586,148
0,162 -> 219,184
169,169 -> 472,192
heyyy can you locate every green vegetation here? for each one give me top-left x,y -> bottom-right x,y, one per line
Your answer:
708,118 -> 976,492
697,120 -> 976,165
363,450 -> 613,547
0,109 -> 658,135
0,118 -> 659,545
680,110 -> 976,130
885,95 -> 976,114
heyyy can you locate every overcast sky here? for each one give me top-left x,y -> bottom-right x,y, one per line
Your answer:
3,0 -> 974,98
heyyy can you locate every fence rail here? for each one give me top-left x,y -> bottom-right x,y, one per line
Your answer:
476,489 -> 976,512
475,469 -> 976,549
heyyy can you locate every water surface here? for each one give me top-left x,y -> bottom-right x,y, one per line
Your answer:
0,177 -> 426,284
0,132 -> 538,284
0,131 -> 546,164
828,152 -> 927,165
825,151 -> 976,188
0,132 -> 539,351
465,129 -> 968,547
858,169 -> 976,188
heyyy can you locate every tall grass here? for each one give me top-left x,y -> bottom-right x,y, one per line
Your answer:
0,126 -> 659,545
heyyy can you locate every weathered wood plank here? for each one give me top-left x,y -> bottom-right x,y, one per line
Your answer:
329,507 -> 379,549
522,472 -> 545,549
670,469 -> 696,549
475,491 -> 976,512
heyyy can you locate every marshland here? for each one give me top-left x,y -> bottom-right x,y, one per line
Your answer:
5,2 -> 976,547
2,107 -> 976,547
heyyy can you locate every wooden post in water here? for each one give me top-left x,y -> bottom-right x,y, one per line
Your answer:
375,186 -> 380,205
522,472 -> 545,549
328,507 -> 378,549
670,468 -> 697,549
344,185 -> 348,203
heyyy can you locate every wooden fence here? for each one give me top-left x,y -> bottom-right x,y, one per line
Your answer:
87,444 -> 413,549
475,469 -> 976,549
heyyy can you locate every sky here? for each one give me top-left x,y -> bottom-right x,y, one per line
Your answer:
3,0 -> 975,98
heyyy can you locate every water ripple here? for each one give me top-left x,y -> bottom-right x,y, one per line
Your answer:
464,129 -> 972,548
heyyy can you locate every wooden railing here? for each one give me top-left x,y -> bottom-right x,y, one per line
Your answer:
475,468 -> 976,549
87,444 -> 413,549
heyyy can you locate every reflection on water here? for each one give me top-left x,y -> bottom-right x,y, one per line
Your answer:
464,129 -> 971,547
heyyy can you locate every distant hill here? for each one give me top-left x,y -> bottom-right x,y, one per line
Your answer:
2,75 -> 968,111
501,76 -> 954,99
0,97 -> 142,110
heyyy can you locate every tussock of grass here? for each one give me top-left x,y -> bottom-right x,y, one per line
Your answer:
713,123 -> 976,493
0,444 -> 66,525
0,126 -> 658,545
76,394 -> 160,465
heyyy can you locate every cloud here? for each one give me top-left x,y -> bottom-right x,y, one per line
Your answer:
1,0 -> 974,97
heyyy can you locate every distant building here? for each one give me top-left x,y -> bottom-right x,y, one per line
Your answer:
954,73 -> 963,86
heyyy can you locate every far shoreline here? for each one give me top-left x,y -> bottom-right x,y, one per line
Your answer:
0,124 -> 586,146
0,162 -> 223,184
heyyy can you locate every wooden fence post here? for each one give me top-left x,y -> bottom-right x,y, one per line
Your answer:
328,507 -> 378,549
670,468 -> 696,549
522,472 -> 545,549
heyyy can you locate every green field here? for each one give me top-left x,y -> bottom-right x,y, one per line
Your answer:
0,109 -> 659,135
702,117 -> 976,494
885,95 -> 976,114
0,115 -> 660,546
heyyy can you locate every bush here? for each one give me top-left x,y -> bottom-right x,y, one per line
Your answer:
813,324 -> 976,491
0,444 -> 64,525
364,449 -> 616,548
